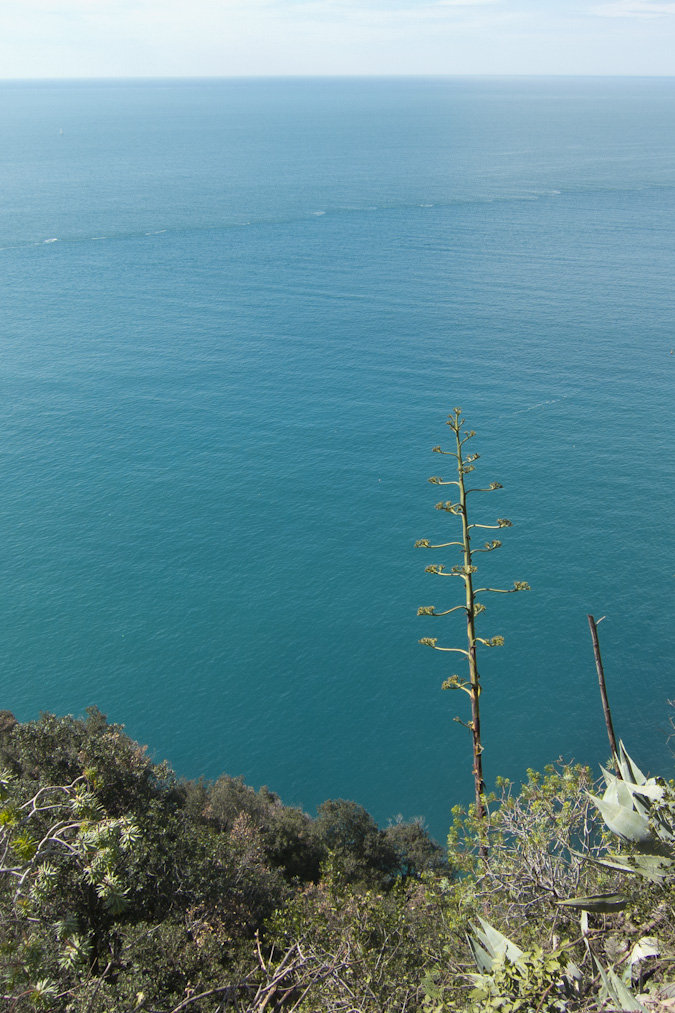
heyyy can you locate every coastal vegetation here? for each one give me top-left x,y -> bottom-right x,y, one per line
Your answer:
1,707 -> 674,1011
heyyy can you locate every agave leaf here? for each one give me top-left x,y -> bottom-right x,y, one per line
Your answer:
472,918 -> 524,964
628,780 -> 665,803
629,853 -> 674,881
580,910 -> 589,937
596,958 -> 648,1012
596,959 -> 611,992
589,793 -> 653,844
578,849 -> 673,883
606,967 -> 648,1012
557,893 -> 628,913
603,767 -> 665,805
618,742 -> 647,786
569,848 -> 635,874
467,935 -> 494,974
651,808 -> 675,845
654,827 -> 675,847
602,769 -> 645,813
601,769 -> 655,816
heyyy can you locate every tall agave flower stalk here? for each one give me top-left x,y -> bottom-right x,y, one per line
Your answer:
417,409 -> 529,826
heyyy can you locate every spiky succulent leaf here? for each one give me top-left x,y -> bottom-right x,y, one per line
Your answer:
589,793 -> 653,844
601,771 -> 650,817
579,850 -> 673,884
557,893 -> 628,913
467,935 -> 495,974
618,742 -> 647,786
471,918 -> 524,964
602,767 -> 664,805
596,959 -> 648,1013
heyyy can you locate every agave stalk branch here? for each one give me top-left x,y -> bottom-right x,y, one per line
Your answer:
469,521 -> 512,530
427,605 -> 467,617
417,541 -> 465,549
433,646 -> 470,656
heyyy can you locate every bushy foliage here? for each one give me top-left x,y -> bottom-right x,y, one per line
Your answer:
447,762 -> 613,936
384,816 -> 450,879
0,710 -> 445,1011
264,860 -> 459,1012
203,775 -> 325,883
0,706 -> 175,815
3,709 -> 674,1012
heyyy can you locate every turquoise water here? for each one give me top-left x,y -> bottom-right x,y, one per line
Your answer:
1,78 -> 673,839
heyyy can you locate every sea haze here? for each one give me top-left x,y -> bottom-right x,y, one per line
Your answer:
1,77 -> 673,840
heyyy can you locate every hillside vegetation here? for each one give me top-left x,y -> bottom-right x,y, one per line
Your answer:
1,708 -> 674,1011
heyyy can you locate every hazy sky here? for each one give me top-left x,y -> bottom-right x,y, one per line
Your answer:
0,0 -> 674,78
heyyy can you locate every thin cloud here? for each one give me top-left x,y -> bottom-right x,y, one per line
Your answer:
7,0 -> 501,22
435,0 -> 500,5
5,0 -> 270,12
593,0 -> 675,15
285,0 -> 500,12
283,0 -> 505,22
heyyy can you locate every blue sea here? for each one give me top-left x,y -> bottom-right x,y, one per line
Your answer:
1,77 -> 673,840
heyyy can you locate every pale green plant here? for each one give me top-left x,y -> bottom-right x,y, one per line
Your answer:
559,742 -> 675,911
557,744 -> 675,1008
423,917 -> 581,1013
0,771 -> 140,1001
423,915 -> 658,1013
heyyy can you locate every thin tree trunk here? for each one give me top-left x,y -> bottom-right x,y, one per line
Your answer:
587,614 -> 620,772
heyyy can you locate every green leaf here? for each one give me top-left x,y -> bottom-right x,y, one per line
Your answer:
557,893 -> 628,913
624,853 -> 674,883
618,742 -> 647,786
471,918 -> 524,964
589,793 -> 653,844
573,845 -> 673,882
421,972 -> 442,1000
601,769 -> 649,816
602,767 -> 664,805
625,779 -> 665,803
467,935 -> 495,973
611,973 -> 648,1011
599,963 -> 649,1012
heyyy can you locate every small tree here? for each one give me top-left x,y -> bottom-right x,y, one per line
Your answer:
416,409 -> 529,828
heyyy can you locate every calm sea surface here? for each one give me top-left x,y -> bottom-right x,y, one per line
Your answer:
1,77 -> 673,840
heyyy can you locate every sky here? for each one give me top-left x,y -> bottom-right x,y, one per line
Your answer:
0,0 -> 674,78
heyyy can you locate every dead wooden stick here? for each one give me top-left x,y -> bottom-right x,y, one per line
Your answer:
587,614 -> 620,772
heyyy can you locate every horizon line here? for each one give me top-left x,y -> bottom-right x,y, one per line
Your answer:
1,72 -> 674,83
